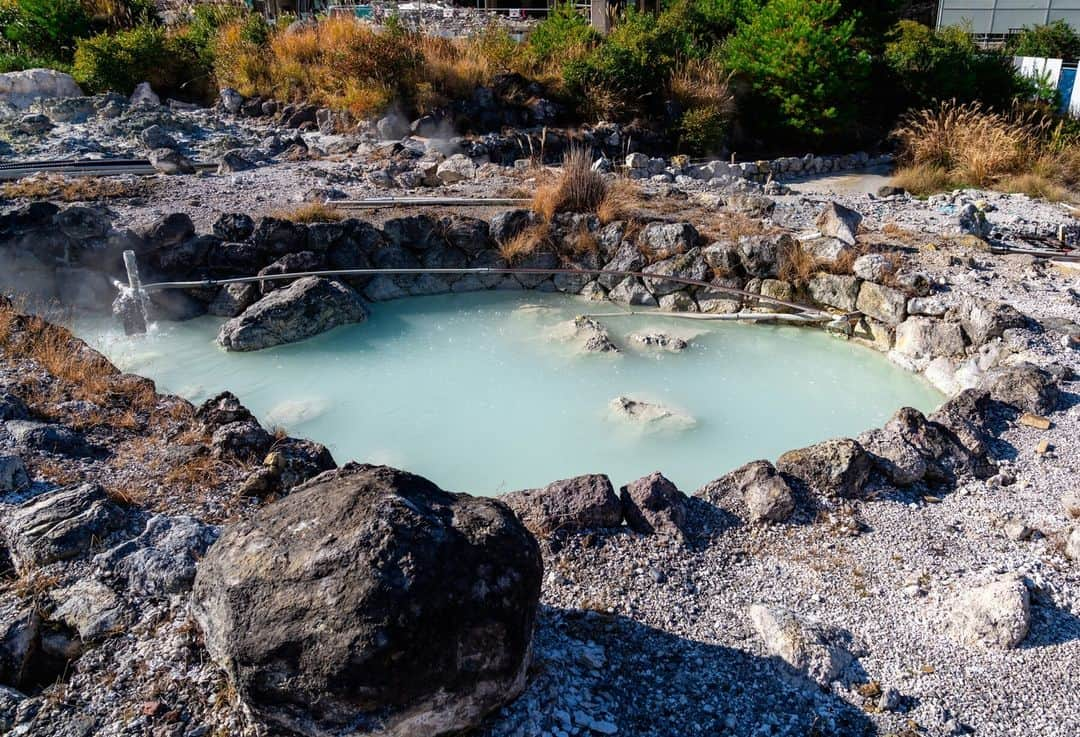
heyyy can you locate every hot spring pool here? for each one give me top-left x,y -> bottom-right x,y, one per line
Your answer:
77,291 -> 942,494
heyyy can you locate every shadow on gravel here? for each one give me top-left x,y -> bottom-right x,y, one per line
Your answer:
1022,599 -> 1080,649
490,606 -> 877,737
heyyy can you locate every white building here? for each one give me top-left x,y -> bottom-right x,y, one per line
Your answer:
937,0 -> 1080,39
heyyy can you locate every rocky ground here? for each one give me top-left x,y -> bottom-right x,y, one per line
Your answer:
0,81 -> 1078,737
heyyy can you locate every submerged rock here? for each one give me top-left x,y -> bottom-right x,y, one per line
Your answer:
608,396 -> 696,431
551,316 -> 619,354
502,474 -> 622,536
192,464 -> 542,737
627,332 -> 689,352
217,276 -> 367,351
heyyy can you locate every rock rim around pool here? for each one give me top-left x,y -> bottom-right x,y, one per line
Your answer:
216,276 -> 367,351
191,463 -> 543,737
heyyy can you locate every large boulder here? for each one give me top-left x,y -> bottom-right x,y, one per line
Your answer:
642,248 -> 708,296
502,474 -> 622,536
815,202 -> 862,246
807,273 -> 861,312
856,282 -> 907,326
946,575 -> 1030,651
951,296 -> 1027,346
192,464 -> 542,737
982,363 -> 1060,415
620,472 -> 689,539
749,605 -> 854,688
859,407 -> 993,487
722,460 -> 795,524
893,316 -> 966,360
217,277 -> 367,351
2,484 -> 130,572
637,222 -> 699,259
0,69 -> 83,109
776,438 -> 871,499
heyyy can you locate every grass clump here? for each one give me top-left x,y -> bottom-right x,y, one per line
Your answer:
891,101 -> 1080,200
270,203 -> 344,224
2,174 -> 151,202
532,147 -> 609,221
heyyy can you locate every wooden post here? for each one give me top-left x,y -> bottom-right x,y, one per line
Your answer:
590,0 -> 611,34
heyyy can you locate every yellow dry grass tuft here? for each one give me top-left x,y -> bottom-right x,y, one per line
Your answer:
499,222 -> 551,262
270,202 -> 344,223
892,101 -> 1080,200
532,147 -> 608,221
777,242 -> 822,285
2,174 -> 151,202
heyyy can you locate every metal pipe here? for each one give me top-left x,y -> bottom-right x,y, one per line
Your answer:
334,197 -> 533,209
136,266 -> 846,320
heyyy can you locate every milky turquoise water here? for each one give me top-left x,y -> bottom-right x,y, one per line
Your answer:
76,291 -> 942,495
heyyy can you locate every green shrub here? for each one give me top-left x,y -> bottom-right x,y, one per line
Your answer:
72,24 -> 201,97
721,0 -> 871,140
2,0 -> 91,63
0,50 -> 69,74
1006,20 -> 1080,60
528,2 -> 597,65
679,104 -> 728,154
884,21 -> 1027,110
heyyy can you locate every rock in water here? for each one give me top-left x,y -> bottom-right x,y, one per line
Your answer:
191,464 -> 543,737
946,575 -> 1030,650
608,396 -> 696,431
217,277 -> 367,351
551,316 -> 619,353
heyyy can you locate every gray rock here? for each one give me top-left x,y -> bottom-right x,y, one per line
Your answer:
982,363 -> 1060,415
957,203 -> 990,239
502,474 -> 622,536
218,149 -> 256,173
608,396 -> 695,431
0,456 -> 29,493
139,124 -> 177,150
608,277 -> 657,307
627,333 -> 688,352
94,515 -> 219,598
776,438 -> 871,499
859,407 -> 993,486
0,69 -> 83,109
436,154 -> 477,184
208,282 -> 258,318
0,604 -> 39,688
951,296 -> 1027,346
49,579 -> 126,641
893,316 -> 966,360
856,282 -> 907,326
191,464 -> 542,737
599,241 -> 645,290
807,273 -> 861,311
815,202 -> 862,246
148,148 -> 194,175
946,575 -> 1030,650
2,484 -> 130,572
129,81 -> 160,107
560,316 -> 619,353
212,212 -> 255,241
210,420 -> 272,461
376,113 -> 409,140
637,222 -> 699,259
642,248 -> 708,296
620,472 -> 689,539
732,460 -> 795,523
219,87 -> 243,114
16,113 -> 51,135
738,234 -> 792,278
749,605 -> 854,688
217,277 -> 367,351
852,254 -> 893,282
4,421 -> 90,457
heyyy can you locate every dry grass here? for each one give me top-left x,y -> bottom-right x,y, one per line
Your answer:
1,174 -> 151,202
499,222 -> 551,262
533,147 -> 609,221
270,203 -> 344,223
892,101 -> 1080,200
595,178 -> 641,225
700,211 -> 769,243
10,566 -> 60,600
777,242 -> 822,284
